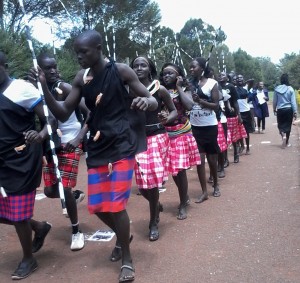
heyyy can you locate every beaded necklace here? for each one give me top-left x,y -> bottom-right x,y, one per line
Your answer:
168,89 -> 179,99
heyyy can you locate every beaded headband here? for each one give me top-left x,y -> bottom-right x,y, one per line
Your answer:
163,66 -> 179,75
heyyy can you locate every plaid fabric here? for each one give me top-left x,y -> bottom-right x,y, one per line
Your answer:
222,122 -> 232,146
0,190 -> 35,221
165,124 -> 201,176
227,117 -> 247,143
43,144 -> 82,188
217,122 -> 227,152
134,133 -> 169,189
88,157 -> 135,213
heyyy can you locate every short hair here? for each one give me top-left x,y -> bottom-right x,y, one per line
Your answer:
37,53 -> 55,66
280,73 -> 289,86
75,30 -> 102,47
193,57 -> 211,78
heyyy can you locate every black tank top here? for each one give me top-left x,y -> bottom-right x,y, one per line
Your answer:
81,60 -> 146,168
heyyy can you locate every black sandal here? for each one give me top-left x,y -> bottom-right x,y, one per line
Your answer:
119,264 -> 135,282
11,258 -> 38,280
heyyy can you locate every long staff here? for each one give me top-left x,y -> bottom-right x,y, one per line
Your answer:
18,0 -> 67,215
203,26 -> 221,76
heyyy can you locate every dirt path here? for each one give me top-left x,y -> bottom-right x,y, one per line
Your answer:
1,111 -> 299,283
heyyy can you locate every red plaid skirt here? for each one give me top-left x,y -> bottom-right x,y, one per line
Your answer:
0,190 -> 36,221
134,133 -> 169,189
166,124 -> 201,176
227,117 -> 247,143
43,145 -> 82,188
88,157 -> 135,213
217,122 -> 227,152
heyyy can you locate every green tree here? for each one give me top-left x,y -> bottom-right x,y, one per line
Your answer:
279,53 -> 300,88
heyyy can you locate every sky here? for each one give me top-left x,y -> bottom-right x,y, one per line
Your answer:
155,0 -> 299,64
32,0 -> 299,64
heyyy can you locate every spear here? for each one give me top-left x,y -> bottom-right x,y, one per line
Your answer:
18,0 -> 67,215
194,26 -> 203,56
111,16 -> 116,61
203,26 -> 221,76
102,18 -> 112,58
173,32 -> 187,76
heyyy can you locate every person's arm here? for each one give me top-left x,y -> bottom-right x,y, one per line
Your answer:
64,123 -> 89,152
24,102 -> 57,144
117,63 -> 158,111
28,67 -> 83,122
290,88 -> 297,118
273,91 -> 278,114
264,89 -> 269,101
158,85 -> 177,125
175,76 -> 194,110
192,82 -> 219,112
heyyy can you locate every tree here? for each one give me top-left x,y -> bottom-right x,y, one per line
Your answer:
53,0 -> 161,63
0,29 -> 44,78
279,53 -> 300,89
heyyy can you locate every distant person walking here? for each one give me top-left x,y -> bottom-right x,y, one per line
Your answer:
252,81 -> 269,133
273,74 -> 297,148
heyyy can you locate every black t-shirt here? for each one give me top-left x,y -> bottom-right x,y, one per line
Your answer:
223,83 -> 238,117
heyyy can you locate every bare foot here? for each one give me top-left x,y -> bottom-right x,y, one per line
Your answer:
195,193 -> 209,203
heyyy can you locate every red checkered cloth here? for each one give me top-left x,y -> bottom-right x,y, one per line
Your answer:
134,133 -> 169,189
88,157 -> 135,213
217,122 -> 227,152
43,144 -> 82,188
227,117 -> 247,143
0,190 -> 36,221
165,124 -> 201,176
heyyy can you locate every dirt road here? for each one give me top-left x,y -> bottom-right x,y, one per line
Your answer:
1,111 -> 299,283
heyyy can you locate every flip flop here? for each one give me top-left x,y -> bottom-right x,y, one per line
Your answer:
119,265 -> 135,282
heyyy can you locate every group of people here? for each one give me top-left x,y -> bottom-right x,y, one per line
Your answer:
0,29 -> 297,283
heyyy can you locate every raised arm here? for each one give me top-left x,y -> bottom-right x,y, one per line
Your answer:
28,67 -> 83,122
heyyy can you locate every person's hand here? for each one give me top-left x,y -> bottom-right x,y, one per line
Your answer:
237,114 -> 243,124
131,97 -> 149,111
293,112 -> 297,119
192,93 -> 200,104
64,138 -> 81,152
176,76 -> 184,88
158,111 -> 168,125
27,66 -> 46,87
23,130 -> 43,144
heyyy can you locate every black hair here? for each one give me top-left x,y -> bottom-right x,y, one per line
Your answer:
130,55 -> 157,80
280,73 -> 290,86
75,30 -> 102,47
193,57 -> 211,78
37,52 -> 55,67
159,62 -> 186,87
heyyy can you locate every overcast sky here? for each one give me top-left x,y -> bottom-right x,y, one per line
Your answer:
155,0 -> 299,64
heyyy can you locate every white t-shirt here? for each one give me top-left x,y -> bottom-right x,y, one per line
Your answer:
190,78 -> 218,127
57,101 -> 81,144
3,79 -> 41,111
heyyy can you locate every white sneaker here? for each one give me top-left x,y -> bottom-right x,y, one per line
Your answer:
70,232 -> 85,251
